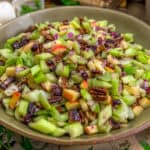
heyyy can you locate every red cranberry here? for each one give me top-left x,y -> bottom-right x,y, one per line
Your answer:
31,44 -> 39,52
12,41 -> 21,49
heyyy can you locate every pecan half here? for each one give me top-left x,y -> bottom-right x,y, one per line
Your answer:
89,87 -> 108,102
96,45 -> 106,54
79,110 -> 89,125
49,96 -> 62,104
41,30 -> 54,41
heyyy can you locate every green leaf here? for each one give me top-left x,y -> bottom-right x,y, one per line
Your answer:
61,0 -> 80,5
140,141 -> 150,150
35,0 -> 42,9
88,146 -> 94,150
20,137 -> 34,150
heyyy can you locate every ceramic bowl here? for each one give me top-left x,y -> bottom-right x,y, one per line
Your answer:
0,6 -> 150,145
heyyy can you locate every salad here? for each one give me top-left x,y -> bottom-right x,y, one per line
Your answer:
0,17 -> 150,138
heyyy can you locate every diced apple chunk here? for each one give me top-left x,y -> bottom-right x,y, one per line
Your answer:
41,81 -> 53,92
65,101 -> 80,110
5,67 -> 16,76
63,89 -> 79,102
85,125 -> 98,135
132,105 -> 143,117
139,97 -> 150,108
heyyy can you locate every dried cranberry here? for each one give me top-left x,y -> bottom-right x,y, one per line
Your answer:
0,77 -> 15,89
112,99 -> 121,108
20,37 -> 29,47
31,44 -> 39,52
80,71 -> 88,80
69,109 -> 81,122
0,60 -> 5,66
90,45 -> 97,51
52,85 -> 62,96
23,114 -> 33,124
110,118 -> 120,130
145,87 -> 150,94
104,39 -> 116,49
28,102 -> 38,115
12,41 -> 21,49
46,60 -> 56,71
98,37 -> 103,45
111,31 -> 121,39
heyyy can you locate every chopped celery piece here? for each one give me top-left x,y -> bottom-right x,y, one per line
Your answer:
34,72 -> 47,84
128,107 -> 135,120
143,71 -> 150,80
56,63 -> 70,78
29,118 -> 57,134
46,73 -> 57,83
137,51 -> 149,64
35,53 -> 53,60
113,100 -> 129,123
70,17 -> 80,29
50,106 -> 68,122
30,30 -> 40,40
72,41 -> 80,54
65,123 -> 83,138
40,60 -> 49,73
122,75 -> 135,84
123,33 -> 134,43
31,65 -> 41,76
6,34 -> 22,45
23,90 -> 48,102
80,89 -> 92,100
82,50 -> 94,59
122,95 -> 136,106
97,20 -> 108,27
71,73 -> 83,83
18,100 -> 29,116
0,49 -> 13,58
15,107 -> 21,120
0,66 -> 5,76
82,21 -> 91,32
111,74 -> 119,96
16,68 -> 30,77
37,23 -> 48,30
39,93 -> 51,110
99,121 -> 112,133
5,57 -> 17,66
124,64 -> 136,75
125,48 -> 137,57
52,128 -> 66,137
88,79 -> 112,88
20,52 -> 33,67
97,72 -> 112,82
135,69 -> 144,78
91,103 -> 100,113
109,48 -> 123,57
98,105 -> 112,127
16,57 -> 24,65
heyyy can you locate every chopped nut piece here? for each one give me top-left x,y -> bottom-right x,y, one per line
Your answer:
89,87 -> 108,102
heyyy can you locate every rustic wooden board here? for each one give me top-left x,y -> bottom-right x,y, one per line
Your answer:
8,128 -> 149,150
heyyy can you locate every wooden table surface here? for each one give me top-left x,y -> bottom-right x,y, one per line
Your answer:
11,128 -> 150,150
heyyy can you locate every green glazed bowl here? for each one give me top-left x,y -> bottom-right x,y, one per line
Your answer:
0,6 -> 150,145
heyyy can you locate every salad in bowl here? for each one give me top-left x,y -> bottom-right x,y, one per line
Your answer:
0,17 -> 150,138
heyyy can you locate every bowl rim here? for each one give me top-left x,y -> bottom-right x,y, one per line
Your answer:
0,6 -> 150,145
